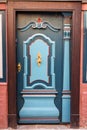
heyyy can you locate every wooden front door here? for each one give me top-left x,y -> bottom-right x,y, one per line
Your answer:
16,12 -> 71,124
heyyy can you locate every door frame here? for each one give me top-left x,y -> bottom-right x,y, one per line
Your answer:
7,1 -> 81,128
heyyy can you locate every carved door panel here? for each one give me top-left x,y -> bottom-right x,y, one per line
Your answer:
16,12 -> 71,123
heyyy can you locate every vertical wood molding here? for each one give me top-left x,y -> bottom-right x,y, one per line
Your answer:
80,11 -> 84,87
71,6 -> 81,127
8,3 -> 17,128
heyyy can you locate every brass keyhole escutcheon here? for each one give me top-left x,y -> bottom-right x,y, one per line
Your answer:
37,52 -> 42,66
17,63 -> 21,72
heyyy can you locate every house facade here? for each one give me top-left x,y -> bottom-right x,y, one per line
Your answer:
0,0 -> 87,129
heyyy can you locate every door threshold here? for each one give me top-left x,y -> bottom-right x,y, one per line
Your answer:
17,124 -> 70,129
18,118 -> 60,124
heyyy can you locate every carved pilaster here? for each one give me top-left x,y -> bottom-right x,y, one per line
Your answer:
62,13 -> 71,123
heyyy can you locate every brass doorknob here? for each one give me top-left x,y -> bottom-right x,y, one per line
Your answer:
37,52 -> 42,66
17,63 -> 21,72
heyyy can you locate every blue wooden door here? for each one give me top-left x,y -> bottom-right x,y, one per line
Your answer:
16,12 -> 71,123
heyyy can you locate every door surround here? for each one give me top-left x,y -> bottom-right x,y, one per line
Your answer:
7,1 -> 81,128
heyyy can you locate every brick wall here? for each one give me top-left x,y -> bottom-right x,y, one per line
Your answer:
80,7 -> 87,127
0,83 -> 8,128
80,86 -> 87,127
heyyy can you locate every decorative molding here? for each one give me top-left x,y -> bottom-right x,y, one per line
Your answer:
22,94 -> 56,97
21,89 -> 58,94
62,90 -> 71,94
64,24 -> 71,39
18,18 -> 61,32
23,33 -> 55,89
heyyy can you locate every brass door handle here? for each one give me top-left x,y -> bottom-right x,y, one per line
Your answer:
37,52 -> 42,66
17,63 -> 21,72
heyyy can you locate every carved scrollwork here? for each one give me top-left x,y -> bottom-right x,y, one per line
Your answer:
17,18 -> 61,32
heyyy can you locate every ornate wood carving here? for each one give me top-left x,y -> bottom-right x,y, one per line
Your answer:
18,18 -> 61,32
